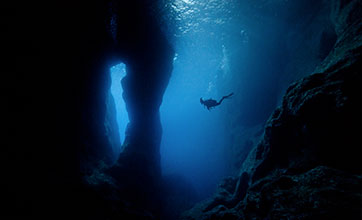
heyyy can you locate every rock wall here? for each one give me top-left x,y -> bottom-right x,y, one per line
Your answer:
182,0 -> 362,219
219,0 -> 340,174
3,2 -> 119,216
2,1 -> 173,218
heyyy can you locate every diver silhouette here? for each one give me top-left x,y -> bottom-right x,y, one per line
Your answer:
200,93 -> 234,110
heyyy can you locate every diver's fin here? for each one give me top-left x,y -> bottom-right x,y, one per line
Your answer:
218,92 -> 234,105
224,92 -> 234,98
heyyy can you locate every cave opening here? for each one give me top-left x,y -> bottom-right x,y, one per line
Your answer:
110,63 -> 129,146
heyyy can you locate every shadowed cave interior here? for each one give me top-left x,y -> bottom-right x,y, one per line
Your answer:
3,0 -> 362,219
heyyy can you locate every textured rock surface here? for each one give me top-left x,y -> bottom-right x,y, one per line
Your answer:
182,0 -> 362,219
219,0 -> 341,174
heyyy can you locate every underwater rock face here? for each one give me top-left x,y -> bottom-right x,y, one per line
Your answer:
114,47 -> 174,180
182,0 -> 362,219
4,1 -> 173,218
3,2 -> 124,216
79,1 -> 175,219
108,0 -> 174,180
219,0 -> 341,174
102,6 -> 175,219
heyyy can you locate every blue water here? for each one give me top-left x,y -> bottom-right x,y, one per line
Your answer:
158,0 -> 241,197
110,63 -> 128,145
160,46 -> 233,198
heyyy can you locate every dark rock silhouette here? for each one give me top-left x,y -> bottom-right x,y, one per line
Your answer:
182,0 -> 362,219
3,1 -> 175,219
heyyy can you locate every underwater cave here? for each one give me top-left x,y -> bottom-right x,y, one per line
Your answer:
4,0 -> 362,219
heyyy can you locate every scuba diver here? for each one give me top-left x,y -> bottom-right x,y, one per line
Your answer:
200,93 -> 234,110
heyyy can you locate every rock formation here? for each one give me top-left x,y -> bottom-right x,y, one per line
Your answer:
3,1 -> 173,218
